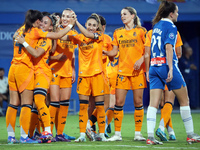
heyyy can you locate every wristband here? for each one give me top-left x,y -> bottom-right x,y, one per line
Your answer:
22,41 -> 29,48
68,24 -> 73,29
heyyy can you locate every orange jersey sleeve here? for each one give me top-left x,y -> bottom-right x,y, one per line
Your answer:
33,38 -> 52,75
175,31 -> 183,48
69,31 -> 104,77
49,29 -> 78,77
102,34 -> 113,74
112,26 -> 147,76
144,29 -> 152,47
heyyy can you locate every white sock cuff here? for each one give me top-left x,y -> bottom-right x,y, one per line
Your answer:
80,132 -> 85,137
180,106 -> 190,111
148,106 -> 157,113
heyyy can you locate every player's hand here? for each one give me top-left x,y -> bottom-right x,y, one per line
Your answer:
134,57 -> 143,70
146,71 -> 149,82
56,53 -> 67,61
102,50 -> 108,56
72,68 -> 76,84
16,35 -> 25,44
166,69 -> 173,83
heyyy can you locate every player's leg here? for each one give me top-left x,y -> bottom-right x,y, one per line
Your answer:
92,73 -> 107,141
75,94 -> 89,142
108,88 -> 127,141
20,89 -> 38,143
6,64 -> 20,144
146,89 -> 163,145
34,74 -> 52,142
75,77 -> 90,142
55,86 -> 72,142
29,104 -> 40,139
6,90 -> 20,144
133,88 -> 146,141
164,90 -> 176,140
49,74 -> 60,134
173,85 -> 200,143
106,93 -> 115,133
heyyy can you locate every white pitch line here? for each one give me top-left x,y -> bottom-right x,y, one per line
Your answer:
0,143 -> 199,149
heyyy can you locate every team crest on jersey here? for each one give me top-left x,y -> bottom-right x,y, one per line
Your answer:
133,32 -> 137,36
40,40 -> 47,47
111,57 -> 119,67
53,74 -> 58,77
169,33 -> 175,39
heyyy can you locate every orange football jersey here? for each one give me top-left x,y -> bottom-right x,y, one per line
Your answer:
33,37 -> 52,75
12,27 -> 49,68
69,31 -> 104,77
49,29 -> 78,77
112,26 -> 147,76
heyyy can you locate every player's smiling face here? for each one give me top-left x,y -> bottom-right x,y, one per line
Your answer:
121,9 -> 134,25
40,16 -> 52,31
85,19 -> 98,33
61,10 -> 73,27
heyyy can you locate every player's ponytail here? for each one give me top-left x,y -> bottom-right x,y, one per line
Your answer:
152,0 -> 177,26
123,7 -> 141,27
87,13 -> 103,32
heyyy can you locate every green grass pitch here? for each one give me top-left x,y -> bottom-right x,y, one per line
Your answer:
0,113 -> 200,150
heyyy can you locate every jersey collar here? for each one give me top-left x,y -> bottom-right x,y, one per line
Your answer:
161,18 -> 174,25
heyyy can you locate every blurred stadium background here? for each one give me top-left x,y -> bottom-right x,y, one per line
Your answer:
0,0 -> 199,113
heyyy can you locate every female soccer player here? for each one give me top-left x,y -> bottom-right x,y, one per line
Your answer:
86,15 -> 114,140
6,9 -> 75,144
145,29 -> 183,141
61,13 -> 107,142
103,7 -> 147,141
145,1 -> 200,145
48,8 -> 78,142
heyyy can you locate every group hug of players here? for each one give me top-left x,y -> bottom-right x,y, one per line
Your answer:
6,0 -> 200,145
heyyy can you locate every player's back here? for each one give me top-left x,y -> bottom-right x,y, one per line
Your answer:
151,19 -> 178,66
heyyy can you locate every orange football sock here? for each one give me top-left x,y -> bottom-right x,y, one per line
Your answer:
167,117 -> 173,129
134,105 -> 144,132
34,89 -> 50,129
79,100 -> 89,133
106,108 -> 114,125
114,105 -> 123,132
35,118 -> 41,134
57,100 -> 69,135
160,102 -> 173,128
29,108 -> 38,137
96,101 -> 106,133
49,102 -> 59,133
6,104 -> 18,137
20,105 -> 32,137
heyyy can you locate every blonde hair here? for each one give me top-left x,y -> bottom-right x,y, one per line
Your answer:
123,7 -> 141,27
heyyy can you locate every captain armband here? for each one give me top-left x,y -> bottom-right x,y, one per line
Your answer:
94,33 -> 99,39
